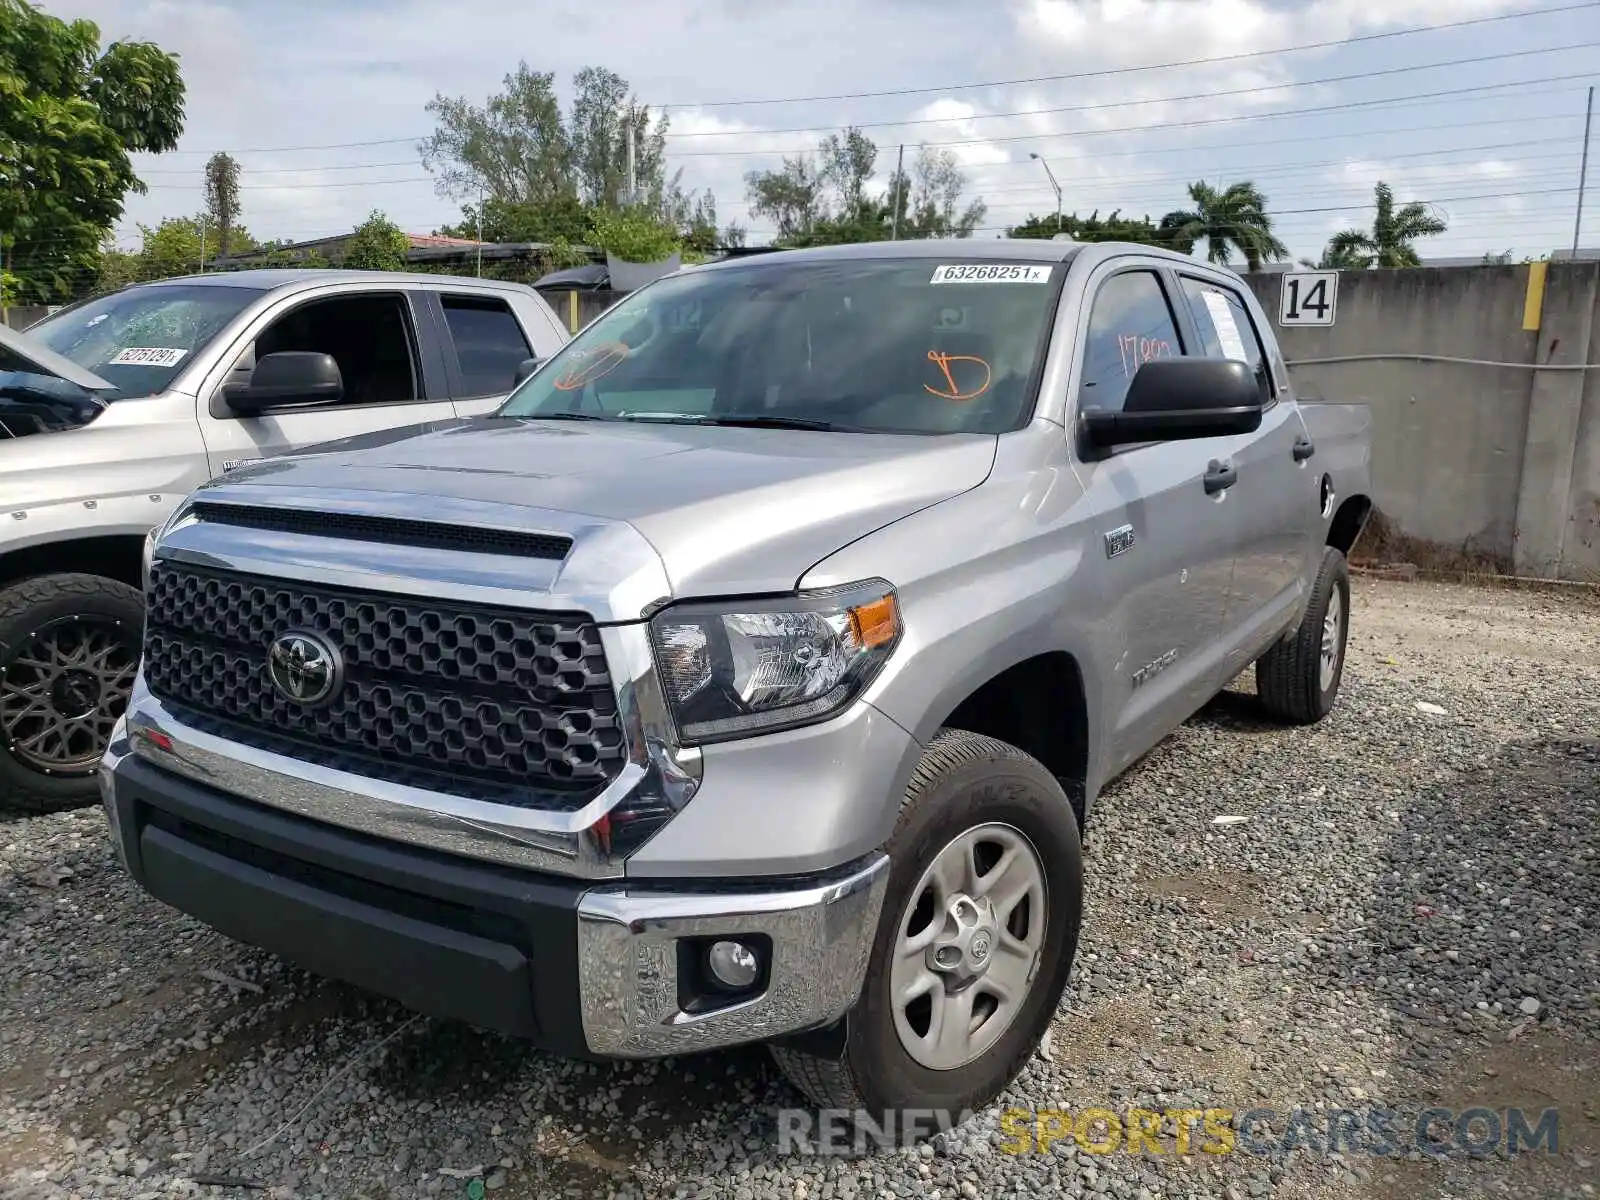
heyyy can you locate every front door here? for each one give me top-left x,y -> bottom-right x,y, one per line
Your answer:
1173,274 -> 1317,664
1071,264 -> 1241,775
195,287 -> 457,478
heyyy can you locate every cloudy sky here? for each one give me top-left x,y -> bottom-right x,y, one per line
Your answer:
50,0 -> 1600,262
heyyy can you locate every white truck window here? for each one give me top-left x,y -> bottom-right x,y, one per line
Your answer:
250,294 -> 421,408
440,294 -> 532,398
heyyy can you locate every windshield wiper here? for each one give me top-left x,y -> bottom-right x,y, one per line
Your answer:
516,411 -> 608,421
666,414 -> 844,432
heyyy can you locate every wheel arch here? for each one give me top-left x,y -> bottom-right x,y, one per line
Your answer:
932,650 -> 1091,825
1326,493 -> 1373,557
0,534 -> 146,592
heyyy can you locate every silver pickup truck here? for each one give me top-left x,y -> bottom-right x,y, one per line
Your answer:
0,270 -> 569,813
101,240 -> 1371,1128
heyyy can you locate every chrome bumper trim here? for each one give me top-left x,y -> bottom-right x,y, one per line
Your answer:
120,624 -> 700,880
576,854 -> 890,1057
100,716 -> 132,873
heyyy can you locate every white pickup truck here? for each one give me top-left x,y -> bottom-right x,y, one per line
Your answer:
0,269 -> 571,813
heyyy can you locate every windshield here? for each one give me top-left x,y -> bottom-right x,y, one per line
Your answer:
28,284 -> 260,399
498,258 -> 1064,434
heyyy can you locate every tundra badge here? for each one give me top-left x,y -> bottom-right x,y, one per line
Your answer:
1104,524 -> 1136,558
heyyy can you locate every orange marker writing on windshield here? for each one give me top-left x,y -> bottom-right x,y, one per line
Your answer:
554,341 -> 630,391
924,350 -> 992,402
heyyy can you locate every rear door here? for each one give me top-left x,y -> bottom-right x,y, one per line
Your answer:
424,288 -> 569,418
1069,259 -> 1241,774
194,284 -> 456,477
1173,272 -> 1316,667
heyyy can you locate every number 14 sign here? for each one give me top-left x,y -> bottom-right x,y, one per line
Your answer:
1278,270 -> 1338,326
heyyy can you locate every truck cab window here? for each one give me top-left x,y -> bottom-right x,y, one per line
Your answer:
1078,271 -> 1184,414
440,294 -> 532,397
251,294 -> 420,407
1178,277 -> 1274,405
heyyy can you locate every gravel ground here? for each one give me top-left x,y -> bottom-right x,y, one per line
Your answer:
1,577 -> 1596,1200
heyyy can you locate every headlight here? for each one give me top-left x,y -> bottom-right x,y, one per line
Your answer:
649,579 -> 902,745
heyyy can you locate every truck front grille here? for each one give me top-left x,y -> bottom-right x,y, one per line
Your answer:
141,562 -> 626,807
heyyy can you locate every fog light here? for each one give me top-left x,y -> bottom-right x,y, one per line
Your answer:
706,939 -> 760,990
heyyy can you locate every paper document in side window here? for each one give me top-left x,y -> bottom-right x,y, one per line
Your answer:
1199,291 -> 1250,363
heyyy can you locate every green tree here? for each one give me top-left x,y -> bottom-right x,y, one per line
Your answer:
745,152 -> 828,243
587,206 -> 681,262
1158,181 -> 1287,271
1310,182 -> 1447,269
1009,209 -> 1170,245
419,63 -> 678,211
203,151 -> 242,258
95,233 -> 138,292
745,130 -> 983,247
903,146 -> 986,239
341,210 -> 410,271
438,194 -> 593,244
0,0 -> 185,302
420,63 -> 571,206
132,214 -> 257,280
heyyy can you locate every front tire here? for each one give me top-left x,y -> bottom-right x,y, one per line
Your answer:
0,573 -> 144,814
771,728 -> 1083,1134
1255,546 -> 1350,725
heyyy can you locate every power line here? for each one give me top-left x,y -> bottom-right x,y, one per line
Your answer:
975,144 -> 1581,200
666,73 -> 1600,158
130,3 -> 1599,158
129,152 -> 1582,209
663,1 -> 1600,109
134,102 -> 1588,189
138,157 -> 425,178
663,41 -> 1600,140
941,185 -> 1588,233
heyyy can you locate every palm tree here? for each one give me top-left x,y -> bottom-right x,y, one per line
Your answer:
1158,181 -> 1289,271
1309,181 -> 1447,269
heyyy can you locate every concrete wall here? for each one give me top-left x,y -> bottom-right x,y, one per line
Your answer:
1242,262 -> 1600,580
3,305 -> 49,331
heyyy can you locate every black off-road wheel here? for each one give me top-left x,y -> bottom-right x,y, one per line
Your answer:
0,574 -> 144,815
1255,546 -> 1350,725
770,728 -> 1083,1141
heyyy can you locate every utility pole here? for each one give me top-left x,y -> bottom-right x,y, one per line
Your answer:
626,120 -> 637,206
1574,85 -> 1594,256
1030,152 -> 1063,234
890,143 -> 905,240
198,211 -> 207,273
475,180 -> 484,277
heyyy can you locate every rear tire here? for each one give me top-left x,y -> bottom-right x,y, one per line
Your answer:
770,728 -> 1083,1140
1255,546 -> 1350,725
0,573 -> 144,814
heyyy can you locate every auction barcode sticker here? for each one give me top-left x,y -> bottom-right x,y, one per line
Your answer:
931,264 -> 1052,284
109,346 -> 188,367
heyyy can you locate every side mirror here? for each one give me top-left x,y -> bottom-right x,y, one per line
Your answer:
1080,358 -> 1262,450
514,356 -> 545,384
224,351 -> 343,414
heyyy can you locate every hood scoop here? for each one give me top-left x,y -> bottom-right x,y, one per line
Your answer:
189,500 -> 574,561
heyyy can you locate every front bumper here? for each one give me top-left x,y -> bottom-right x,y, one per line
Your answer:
101,727 -> 889,1059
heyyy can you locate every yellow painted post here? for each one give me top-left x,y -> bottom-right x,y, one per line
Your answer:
1522,260 -> 1548,332
569,290 -> 579,334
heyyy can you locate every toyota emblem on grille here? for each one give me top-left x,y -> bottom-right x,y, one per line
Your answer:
267,630 -> 343,707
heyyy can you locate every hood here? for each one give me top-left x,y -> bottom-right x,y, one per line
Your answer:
216,416 -> 998,597
0,319 -> 116,391
0,319 -> 115,439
